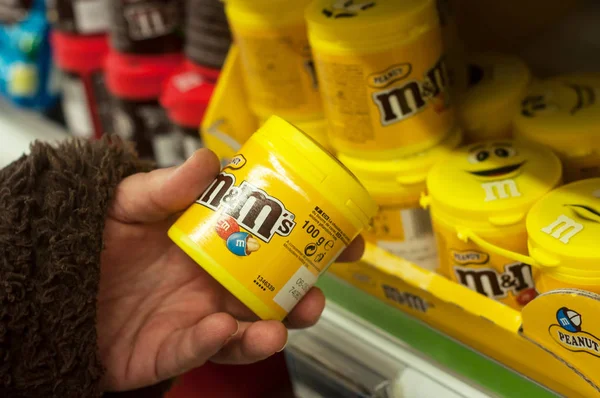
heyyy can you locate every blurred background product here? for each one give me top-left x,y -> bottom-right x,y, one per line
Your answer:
0,0 -> 59,111
457,53 -> 531,143
161,69 -> 215,163
48,0 -> 111,139
106,51 -> 182,166
185,0 -> 231,80
225,0 -> 322,123
513,75 -> 600,182
108,0 -> 184,55
306,0 -> 455,160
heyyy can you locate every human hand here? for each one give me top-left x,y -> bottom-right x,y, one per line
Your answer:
98,149 -> 365,392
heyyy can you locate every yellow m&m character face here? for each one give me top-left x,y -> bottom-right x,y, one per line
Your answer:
430,140 -> 561,206
465,142 -> 526,182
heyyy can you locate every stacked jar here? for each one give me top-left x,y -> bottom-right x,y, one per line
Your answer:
160,69 -> 215,165
513,75 -> 600,183
305,0 -> 462,270
184,0 -> 232,81
224,0 -> 332,150
457,53 -> 531,143
105,0 -> 184,167
48,0 -> 112,139
154,0 -> 231,166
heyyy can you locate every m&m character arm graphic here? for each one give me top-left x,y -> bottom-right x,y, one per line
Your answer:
215,215 -> 261,256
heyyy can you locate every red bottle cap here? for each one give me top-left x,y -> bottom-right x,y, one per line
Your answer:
184,59 -> 221,83
160,67 -> 215,128
105,51 -> 183,100
51,32 -> 109,73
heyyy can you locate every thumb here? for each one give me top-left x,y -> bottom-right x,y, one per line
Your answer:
155,313 -> 239,381
110,149 -> 220,223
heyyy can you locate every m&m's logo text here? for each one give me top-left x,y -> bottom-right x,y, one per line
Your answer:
197,172 -> 296,243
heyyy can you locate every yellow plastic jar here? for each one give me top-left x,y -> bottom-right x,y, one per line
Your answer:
169,116 -> 377,320
525,179 -> 600,295
458,53 -> 531,143
306,0 -> 455,160
259,117 -> 334,153
513,76 -> 600,183
339,127 -> 462,271
224,0 -> 323,122
422,139 -> 562,309
201,47 -> 258,167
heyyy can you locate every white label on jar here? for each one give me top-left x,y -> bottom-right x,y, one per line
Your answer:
376,208 -> 439,271
74,0 -> 109,34
152,133 -> 180,168
182,135 -> 203,159
273,265 -> 318,313
62,75 -> 93,138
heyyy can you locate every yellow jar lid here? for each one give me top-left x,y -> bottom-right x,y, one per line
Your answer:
526,178 -> 600,281
225,0 -> 311,27
306,0 -> 440,48
458,53 -> 530,134
339,127 -> 462,206
513,76 -> 600,156
425,139 -> 562,228
254,116 -> 378,229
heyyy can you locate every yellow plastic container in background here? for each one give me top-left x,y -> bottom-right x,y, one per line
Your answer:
458,53 -> 531,143
422,140 -> 562,309
513,76 -> 600,182
224,0 -> 322,122
340,128 -> 462,271
170,116 -> 377,320
201,46 -> 258,166
525,178 -> 600,294
306,0 -> 455,159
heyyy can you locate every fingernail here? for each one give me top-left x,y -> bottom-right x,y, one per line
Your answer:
277,336 -> 289,353
222,321 -> 240,347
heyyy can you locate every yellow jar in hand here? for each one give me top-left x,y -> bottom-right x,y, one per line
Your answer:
170,116 -> 377,320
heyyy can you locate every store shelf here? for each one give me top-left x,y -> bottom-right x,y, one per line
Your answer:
287,301 -> 495,398
317,274 -> 559,398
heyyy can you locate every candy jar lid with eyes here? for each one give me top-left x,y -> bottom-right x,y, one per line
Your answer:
514,76 -> 600,156
526,178 -> 600,279
424,140 -> 562,228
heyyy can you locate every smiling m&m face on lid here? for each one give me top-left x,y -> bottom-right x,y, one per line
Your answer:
426,140 -> 562,222
465,142 -> 526,181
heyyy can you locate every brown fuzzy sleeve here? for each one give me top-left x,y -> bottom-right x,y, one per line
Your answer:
0,137 -> 170,397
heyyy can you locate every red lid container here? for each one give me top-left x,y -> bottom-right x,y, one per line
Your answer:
184,58 -> 221,83
52,31 -> 109,73
105,51 -> 183,100
160,67 -> 215,128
